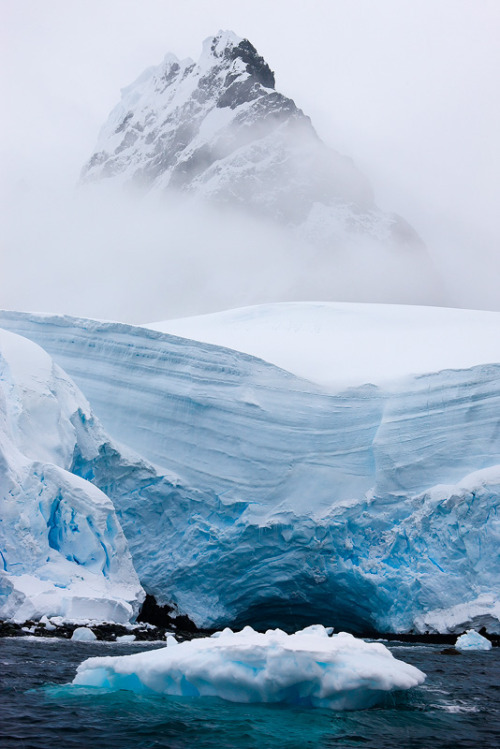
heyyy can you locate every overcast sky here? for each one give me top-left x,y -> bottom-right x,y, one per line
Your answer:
1,0 -> 499,315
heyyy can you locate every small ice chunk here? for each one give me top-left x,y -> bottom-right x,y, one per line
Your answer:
73,625 -> 425,709
166,635 -> 178,646
116,634 -> 136,643
455,629 -> 492,651
71,627 -> 97,642
40,615 -> 56,631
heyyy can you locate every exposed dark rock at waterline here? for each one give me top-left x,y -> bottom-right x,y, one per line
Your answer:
0,620 -> 205,642
1,617 -> 498,646
137,594 -> 201,633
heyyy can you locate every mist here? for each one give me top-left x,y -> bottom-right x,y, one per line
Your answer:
2,1 -> 499,321
1,180 -> 447,324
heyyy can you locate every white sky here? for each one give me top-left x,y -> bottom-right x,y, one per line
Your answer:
1,0 -> 499,314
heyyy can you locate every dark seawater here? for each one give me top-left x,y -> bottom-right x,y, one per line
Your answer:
1,638 -> 499,749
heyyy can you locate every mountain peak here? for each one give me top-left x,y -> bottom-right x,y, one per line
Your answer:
202,30 -> 243,58
80,32 -> 428,259
200,31 -> 275,90
81,31 -> 298,197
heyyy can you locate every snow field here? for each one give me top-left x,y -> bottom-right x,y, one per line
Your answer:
146,301 -> 500,390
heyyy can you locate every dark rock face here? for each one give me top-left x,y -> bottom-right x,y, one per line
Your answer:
228,39 -> 275,89
137,594 -> 200,633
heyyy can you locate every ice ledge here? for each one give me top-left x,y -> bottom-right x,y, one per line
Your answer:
0,571 -> 140,625
414,595 -> 500,635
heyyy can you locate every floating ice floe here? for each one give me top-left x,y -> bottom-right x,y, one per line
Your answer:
72,627 -> 97,642
73,625 -> 425,709
40,615 -> 56,631
455,629 -> 492,651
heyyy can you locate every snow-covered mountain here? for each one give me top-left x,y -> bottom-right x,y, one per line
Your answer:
0,329 -> 144,623
1,307 -> 499,634
81,31 -> 426,257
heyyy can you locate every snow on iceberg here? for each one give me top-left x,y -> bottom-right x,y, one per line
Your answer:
455,629 -> 493,651
73,625 -> 426,710
0,328 -> 144,623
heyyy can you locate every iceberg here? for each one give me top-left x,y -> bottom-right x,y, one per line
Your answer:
455,629 -> 493,651
72,627 -> 97,642
116,634 -> 136,643
73,625 -> 426,709
1,305 -> 499,634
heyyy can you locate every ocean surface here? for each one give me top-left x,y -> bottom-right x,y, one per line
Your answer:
1,637 -> 499,749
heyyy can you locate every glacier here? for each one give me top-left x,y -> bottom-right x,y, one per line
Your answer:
0,328 -> 144,623
0,306 -> 499,634
73,625 -> 426,709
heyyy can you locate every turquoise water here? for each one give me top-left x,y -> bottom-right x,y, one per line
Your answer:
1,638 -> 499,748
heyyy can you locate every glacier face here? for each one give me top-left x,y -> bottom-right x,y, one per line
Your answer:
80,31 -> 421,254
1,309 -> 499,634
0,328 -> 144,623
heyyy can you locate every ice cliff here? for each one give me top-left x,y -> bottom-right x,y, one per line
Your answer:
0,328 -> 144,623
1,308 -> 499,634
80,31 -> 426,256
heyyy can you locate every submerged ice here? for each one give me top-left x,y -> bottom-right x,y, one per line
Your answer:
1,308 -> 499,634
73,625 -> 426,709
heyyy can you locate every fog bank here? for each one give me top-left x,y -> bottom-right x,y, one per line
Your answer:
1,185 -> 445,323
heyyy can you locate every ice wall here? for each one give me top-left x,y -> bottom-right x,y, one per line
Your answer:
1,311 -> 499,633
0,328 -> 144,623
